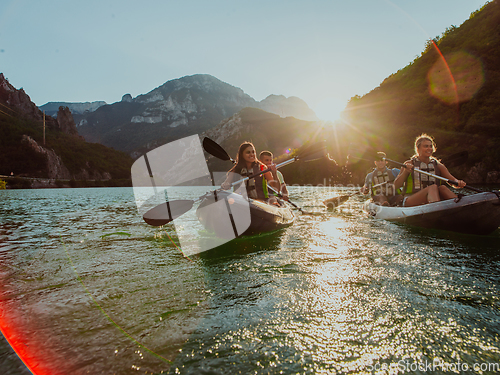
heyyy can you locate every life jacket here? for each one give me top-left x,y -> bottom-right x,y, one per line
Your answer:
234,163 -> 269,200
262,170 -> 283,197
370,167 -> 397,197
404,157 -> 441,194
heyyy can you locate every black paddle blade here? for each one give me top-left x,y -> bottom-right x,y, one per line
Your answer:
323,194 -> 351,210
142,200 -> 194,226
203,137 -> 233,162
298,140 -> 327,162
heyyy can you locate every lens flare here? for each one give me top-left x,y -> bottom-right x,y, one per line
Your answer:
427,49 -> 484,105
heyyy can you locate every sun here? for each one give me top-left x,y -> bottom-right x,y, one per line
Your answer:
313,96 -> 348,122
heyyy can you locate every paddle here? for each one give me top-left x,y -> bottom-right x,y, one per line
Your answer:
142,139 -> 327,226
370,152 -> 487,193
324,150 -> 470,208
230,140 -> 326,186
202,137 -> 322,215
323,181 -> 389,209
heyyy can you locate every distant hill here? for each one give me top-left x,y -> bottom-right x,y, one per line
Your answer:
70,74 -> 317,156
258,94 -> 318,121
203,107 -> 348,186
341,0 -> 500,183
0,74 -> 133,187
39,101 -> 107,117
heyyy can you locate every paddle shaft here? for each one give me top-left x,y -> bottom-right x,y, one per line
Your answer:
230,158 -> 296,187
265,183 -> 306,212
202,137 -> 320,214
384,157 -> 483,193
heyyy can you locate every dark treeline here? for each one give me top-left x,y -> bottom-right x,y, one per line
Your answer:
339,0 -> 500,183
208,1 -> 499,186
0,108 -> 133,183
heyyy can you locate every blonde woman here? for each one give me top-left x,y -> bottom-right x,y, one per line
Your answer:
394,134 -> 466,207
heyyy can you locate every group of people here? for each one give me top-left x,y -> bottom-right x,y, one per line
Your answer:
221,142 -> 289,205
361,134 -> 466,207
221,134 -> 467,209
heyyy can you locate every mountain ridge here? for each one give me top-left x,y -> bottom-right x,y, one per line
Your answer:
0,74 -> 133,187
63,74 -> 317,156
39,101 -> 107,117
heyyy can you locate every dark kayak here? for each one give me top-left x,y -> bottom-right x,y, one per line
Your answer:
196,190 -> 295,239
363,192 -> 500,235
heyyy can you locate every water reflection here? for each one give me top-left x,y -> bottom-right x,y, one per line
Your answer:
0,187 -> 499,374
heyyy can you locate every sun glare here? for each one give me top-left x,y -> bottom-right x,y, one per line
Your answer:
313,97 -> 348,122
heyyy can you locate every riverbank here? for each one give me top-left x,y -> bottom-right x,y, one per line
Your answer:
0,175 -> 131,189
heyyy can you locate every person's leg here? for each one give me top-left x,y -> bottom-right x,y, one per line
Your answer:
373,195 -> 390,206
404,185 -> 440,206
389,195 -> 404,207
438,185 -> 457,200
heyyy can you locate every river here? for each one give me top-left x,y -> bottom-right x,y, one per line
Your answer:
0,187 -> 499,374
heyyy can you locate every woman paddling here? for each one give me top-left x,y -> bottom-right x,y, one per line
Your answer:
394,134 -> 466,207
221,142 -> 281,201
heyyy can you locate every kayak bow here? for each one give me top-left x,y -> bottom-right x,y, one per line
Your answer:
364,192 -> 500,235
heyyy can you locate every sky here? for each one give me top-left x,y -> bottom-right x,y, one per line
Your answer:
0,0 -> 489,122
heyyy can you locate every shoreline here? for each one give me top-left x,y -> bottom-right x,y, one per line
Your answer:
0,175 -> 131,189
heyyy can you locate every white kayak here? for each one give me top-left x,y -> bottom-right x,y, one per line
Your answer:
363,192 -> 500,235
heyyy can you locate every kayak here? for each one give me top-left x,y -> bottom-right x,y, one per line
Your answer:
196,190 -> 295,239
363,192 -> 500,235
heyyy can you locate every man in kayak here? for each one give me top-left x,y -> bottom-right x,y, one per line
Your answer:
394,134 -> 466,207
361,152 -> 402,206
259,150 -> 289,202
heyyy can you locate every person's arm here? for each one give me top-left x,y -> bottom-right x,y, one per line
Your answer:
360,173 -> 372,194
221,170 -> 235,190
277,171 -> 289,200
394,161 -> 412,191
281,183 -> 289,199
265,164 -> 281,192
437,162 -> 466,188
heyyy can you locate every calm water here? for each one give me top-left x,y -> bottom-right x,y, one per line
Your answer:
0,187 -> 499,374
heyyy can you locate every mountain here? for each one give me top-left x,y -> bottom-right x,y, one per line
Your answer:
202,107 -> 348,185
339,0 -> 500,184
259,95 -> 318,121
39,101 -> 107,117
0,74 -> 133,187
71,74 -> 317,156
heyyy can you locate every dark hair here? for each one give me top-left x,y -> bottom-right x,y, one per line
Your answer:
229,142 -> 264,173
235,142 -> 254,166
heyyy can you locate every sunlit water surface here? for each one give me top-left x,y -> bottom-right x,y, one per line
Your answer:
0,187 -> 499,374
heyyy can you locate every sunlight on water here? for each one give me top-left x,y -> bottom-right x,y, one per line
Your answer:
0,187 -> 499,374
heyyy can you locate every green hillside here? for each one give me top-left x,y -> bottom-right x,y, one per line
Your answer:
205,108 -> 350,186
340,0 -> 500,182
0,105 -> 133,186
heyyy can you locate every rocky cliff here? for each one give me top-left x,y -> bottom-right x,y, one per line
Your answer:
21,135 -> 72,180
0,73 -> 45,122
55,106 -> 84,139
0,74 -> 133,185
72,74 -> 318,155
